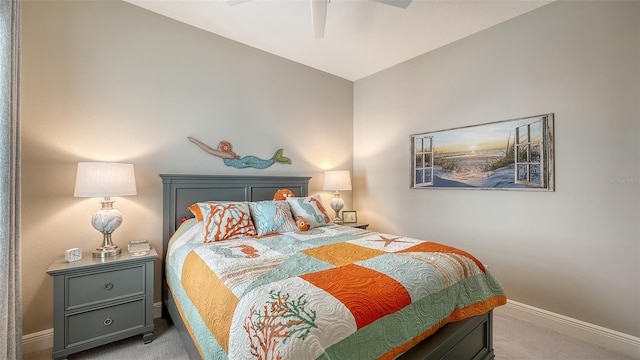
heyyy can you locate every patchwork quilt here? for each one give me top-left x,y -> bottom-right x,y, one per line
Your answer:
166,220 -> 506,360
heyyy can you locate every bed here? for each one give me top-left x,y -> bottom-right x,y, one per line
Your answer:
161,174 -> 506,359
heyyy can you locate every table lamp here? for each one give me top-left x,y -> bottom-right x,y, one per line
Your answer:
323,170 -> 352,224
74,162 -> 137,258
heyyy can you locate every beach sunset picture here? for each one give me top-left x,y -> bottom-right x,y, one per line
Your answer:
412,114 -> 554,190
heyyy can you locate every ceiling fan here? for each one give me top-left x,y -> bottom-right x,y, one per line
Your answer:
225,0 -> 413,39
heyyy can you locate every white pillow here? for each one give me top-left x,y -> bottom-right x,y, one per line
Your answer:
286,195 -> 333,228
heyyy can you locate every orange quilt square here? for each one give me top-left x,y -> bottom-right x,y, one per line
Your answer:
301,264 -> 411,329
301,242 -> 385,267
181,251 -> 238,352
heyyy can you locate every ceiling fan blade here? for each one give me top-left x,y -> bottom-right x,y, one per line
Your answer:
372,0 -> 412,9
310,0 -> 328,39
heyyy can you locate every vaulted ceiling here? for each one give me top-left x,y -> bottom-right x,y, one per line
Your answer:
125,0 -> 552,81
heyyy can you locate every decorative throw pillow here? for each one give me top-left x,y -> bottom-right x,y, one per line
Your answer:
188,201 -> 231,222
248,200 -> 298,236
188,201 -> 256,242
286,195 -> 332,229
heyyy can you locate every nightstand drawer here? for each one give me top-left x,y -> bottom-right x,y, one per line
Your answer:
67,299 -> 145,347
67,265 -> 144,309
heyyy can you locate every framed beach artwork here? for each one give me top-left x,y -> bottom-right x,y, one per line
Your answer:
411,114 -> 554,191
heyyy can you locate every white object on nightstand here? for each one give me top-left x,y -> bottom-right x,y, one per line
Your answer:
64,248 -> 83,262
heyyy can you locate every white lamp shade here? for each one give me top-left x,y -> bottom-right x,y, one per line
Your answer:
74,162 -> 137,197
323,170 -> 352,191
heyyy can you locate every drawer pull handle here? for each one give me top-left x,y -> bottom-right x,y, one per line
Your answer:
104,282 -> 114,290
103,317 -> 113,326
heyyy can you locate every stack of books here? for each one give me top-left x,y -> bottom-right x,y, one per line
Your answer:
128,240 -> 151,255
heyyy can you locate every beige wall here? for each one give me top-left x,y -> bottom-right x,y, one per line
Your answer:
354,1 -> 639,337
21,0 -> 353,334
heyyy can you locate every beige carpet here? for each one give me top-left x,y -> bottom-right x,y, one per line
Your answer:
25,312 -> 639,360
492,312 -> 638,360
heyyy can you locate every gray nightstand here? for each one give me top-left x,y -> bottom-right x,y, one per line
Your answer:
46,248 -> 157,360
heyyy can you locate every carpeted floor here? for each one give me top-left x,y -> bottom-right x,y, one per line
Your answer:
491,311 -> 638,360
25,310 -> 639,360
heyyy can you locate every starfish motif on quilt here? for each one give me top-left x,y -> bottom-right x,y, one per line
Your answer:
370,235 -> 412,247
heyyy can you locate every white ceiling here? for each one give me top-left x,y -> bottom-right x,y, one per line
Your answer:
124,0 -> 552,81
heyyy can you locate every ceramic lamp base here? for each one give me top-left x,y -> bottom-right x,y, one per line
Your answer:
91,198 -> 123,258
330,192 -> 345,224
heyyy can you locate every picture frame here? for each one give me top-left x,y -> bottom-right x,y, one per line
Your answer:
411,113 -> 554,191
342,210 -> 357,223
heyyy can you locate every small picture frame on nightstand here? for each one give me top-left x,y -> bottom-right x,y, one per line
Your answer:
342,210 -> 357,223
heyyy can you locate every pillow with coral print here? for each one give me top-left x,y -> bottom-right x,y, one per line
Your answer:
286,195 -> 333,229
188,201 -> 256,242
248,200 -> 298,236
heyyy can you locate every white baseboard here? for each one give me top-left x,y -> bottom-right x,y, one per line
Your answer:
153,301 -> 162,319
22,328 -> 54,354
496,299 -> 640,359
22,302 -> 164,355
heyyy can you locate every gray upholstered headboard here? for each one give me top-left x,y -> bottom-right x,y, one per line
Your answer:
160,174 -> 310,257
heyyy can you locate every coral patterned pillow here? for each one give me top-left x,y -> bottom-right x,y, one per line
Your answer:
248,200 -> 298,236
286,195 -> 333,229
188,202 -> 256,242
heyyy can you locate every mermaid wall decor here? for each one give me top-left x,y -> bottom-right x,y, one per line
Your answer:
188,137 -> 291,169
